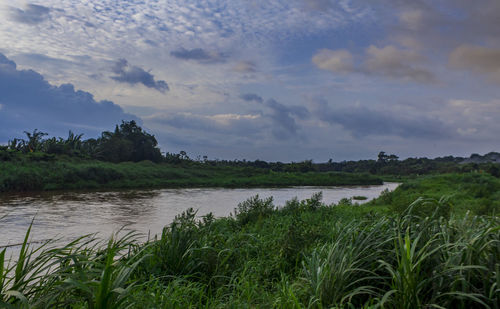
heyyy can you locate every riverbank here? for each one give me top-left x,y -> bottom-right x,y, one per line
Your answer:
0,158 -> 382,193
0,173 -> 498,307
369,172 -> 500,216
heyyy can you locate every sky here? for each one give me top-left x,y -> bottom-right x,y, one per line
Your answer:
0,0 -> 499,162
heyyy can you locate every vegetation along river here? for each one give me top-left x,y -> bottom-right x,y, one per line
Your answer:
0,183 -> 398,253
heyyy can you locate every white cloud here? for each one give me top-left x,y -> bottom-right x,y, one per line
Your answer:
0,0 -> 369,113
312,45 -> 434,83
363,45 -> 434,83
312,49 -> 353,73
398,9 -> 425,31
0,0 -> 366,60
144,111 -> 267,138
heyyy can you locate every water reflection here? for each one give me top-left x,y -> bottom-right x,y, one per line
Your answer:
0,183 -> 399,251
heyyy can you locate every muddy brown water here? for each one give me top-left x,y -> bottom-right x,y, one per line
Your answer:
0,183 -> 399,255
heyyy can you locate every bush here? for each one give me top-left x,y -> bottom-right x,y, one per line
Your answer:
233,195 -> 275,225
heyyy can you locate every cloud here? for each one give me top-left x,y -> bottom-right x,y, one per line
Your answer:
312,49 -> 354,73
303,0 -> 333,10
398,9 -> 426,31
0,53 -> 138,142
363,45 -> 434,83
111,59 -> 169,93
240,93 -> 263,103
0,53 -> 16,70
380,0 -> 500,51
449,45 -> 500,82
170,47 -> 227,64
312,45 -> 435,83
147,95 -> 310,143
0,0 -> 368,65
233,61 -> 257,73
16,53 -> 75,67
312,98 -> 450,139
445,99 -> 500,140
302,0 -> 366,14
9,4 -> 50,25
146,112 -> 265,137
263,98 -> 310,139
240,93 -> 309,138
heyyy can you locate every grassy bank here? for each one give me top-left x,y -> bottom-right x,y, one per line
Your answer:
0,157 -> 382,193
1,173 -> 499,308
370,172 -> 500,216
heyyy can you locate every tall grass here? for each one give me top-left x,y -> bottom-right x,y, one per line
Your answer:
0,228 -> 146,308
0,158 -> 382,193
1,192 -> 498,308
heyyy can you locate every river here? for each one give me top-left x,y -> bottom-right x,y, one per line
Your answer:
0,183 -> 398,252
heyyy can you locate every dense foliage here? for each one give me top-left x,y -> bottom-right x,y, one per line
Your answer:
370,173 -> 500,216
2,123 -> 499,178
0,158 -> 381,192
2,121 -> 162,163
1,177 -> 499,308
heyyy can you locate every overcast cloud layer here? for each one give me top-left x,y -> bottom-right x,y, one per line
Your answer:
0,0 -> 499,161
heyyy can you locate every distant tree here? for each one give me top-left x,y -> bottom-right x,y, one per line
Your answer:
23,129 -> 48,152
388,154 -> 399,161
96,121 -> 162,162
377,151 -> 388,163
378,151 -> 398,163
179,150 -> 188,160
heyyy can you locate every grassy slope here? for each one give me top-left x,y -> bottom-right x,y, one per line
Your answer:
370,172 -> 500,216
0,158 -> 382,193
1,173 -> 498,308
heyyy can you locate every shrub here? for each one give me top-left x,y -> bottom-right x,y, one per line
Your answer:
352,195 -> 368,201
233,195 -> 275,225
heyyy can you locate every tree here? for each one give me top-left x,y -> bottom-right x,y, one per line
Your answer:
23,129 -> 48,152
377,151 -> 388,163
96,121 -> 162,162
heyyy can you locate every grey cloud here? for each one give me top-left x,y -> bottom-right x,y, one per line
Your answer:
170,48 -> 227,64
241,93 -> 309,138
264,99 -> 309,139
233,61 -> 257,73
363,45 -> 435,83
111,59 -> 169,93
312,98 -> 451,139
309,0 -> 500,84
0,54 -> 16,70
302,0 -> 364,12
449,45 -> 500,82
10,4 -> 50,25
146,112 -> 266,137
304,0 -> 333,10
148,95 -> 311,142
144,39 -> 159,47
17,53 -> 74,66
312,45 -> 435,83
266,99 -> 309,119
0,53 -> 139,142
380,0 -> 500,49
240,93 -> 263,103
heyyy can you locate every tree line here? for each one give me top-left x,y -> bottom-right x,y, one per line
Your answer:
1,121 -> 499,176
3,121 -> 163,163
